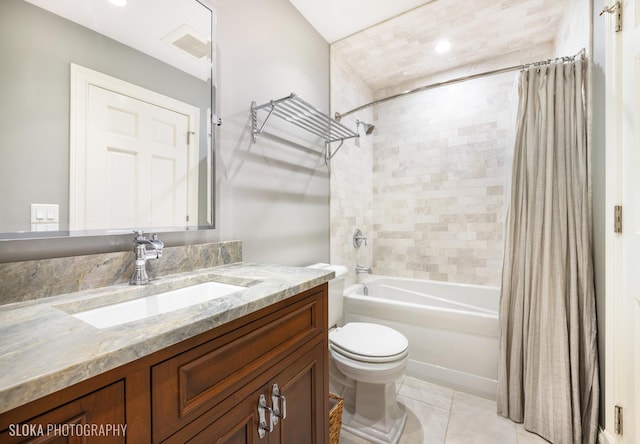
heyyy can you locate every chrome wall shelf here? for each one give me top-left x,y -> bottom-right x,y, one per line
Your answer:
251,93 -> 358,152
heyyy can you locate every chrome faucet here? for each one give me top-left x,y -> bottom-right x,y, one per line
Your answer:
130,230 -> 164,285
355,264 -> 372,275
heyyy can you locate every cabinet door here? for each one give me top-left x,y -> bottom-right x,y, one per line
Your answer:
185,388 -> 263,444
180,342 -> 327,444
0,381 -> 125,444
270,342 -> 327,444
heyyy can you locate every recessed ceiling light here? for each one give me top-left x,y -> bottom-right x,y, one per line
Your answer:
110,0 -> 127,6
435,39 -> 451,54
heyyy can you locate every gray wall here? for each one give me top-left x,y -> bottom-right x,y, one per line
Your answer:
214,0 -> 330,266
0,0 -> 331,266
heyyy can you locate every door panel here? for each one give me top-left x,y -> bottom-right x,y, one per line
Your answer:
271,343 -> 326,444
85,85 -> 189,229
616,0 -> 640,441
186,394 -> 260,444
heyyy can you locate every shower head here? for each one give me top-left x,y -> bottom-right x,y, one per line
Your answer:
357,120 -> 375,136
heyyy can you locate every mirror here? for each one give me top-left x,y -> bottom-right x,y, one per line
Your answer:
0,0 -> 215,239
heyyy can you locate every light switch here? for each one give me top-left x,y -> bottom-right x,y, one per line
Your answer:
46,206 -> 58,221
30,204 -> 60,231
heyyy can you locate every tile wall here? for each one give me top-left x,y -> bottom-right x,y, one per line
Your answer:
329,51 -> 375,288
370,73 -> 516,286
330,53 -> 519,287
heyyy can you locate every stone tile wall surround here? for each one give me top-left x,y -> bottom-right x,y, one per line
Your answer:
331,0 -> 567,92
0,240 -> 242,305
329,50 -> 374,288
371,73 -> 515,286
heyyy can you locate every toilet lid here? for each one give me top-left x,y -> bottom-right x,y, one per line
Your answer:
329,322 -> 408,359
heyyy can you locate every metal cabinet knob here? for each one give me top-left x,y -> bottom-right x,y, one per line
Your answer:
257,383 -> 287,438
257,394 -> 274,438
272,384 -> 286,423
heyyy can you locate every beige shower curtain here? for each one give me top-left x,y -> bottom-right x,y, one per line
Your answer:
497,58 -> 599,444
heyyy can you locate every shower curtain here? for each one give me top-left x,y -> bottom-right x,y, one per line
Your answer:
497,58 -> 599,444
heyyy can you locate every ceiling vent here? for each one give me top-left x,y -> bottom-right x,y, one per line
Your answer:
163,25 -> 211,60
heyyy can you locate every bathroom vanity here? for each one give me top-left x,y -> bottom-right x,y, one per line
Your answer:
0,261 -> 332,443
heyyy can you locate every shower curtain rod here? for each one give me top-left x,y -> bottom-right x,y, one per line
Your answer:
334,48 -> 586,121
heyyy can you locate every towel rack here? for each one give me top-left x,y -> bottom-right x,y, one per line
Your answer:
251,93 -> 358,161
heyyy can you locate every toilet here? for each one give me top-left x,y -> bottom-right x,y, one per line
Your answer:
307,263 -> 408,444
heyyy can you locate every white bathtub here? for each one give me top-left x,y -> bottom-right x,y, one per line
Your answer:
343,276 -> 500,400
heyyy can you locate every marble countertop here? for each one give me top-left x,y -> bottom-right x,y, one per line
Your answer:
0,262 -> 333,414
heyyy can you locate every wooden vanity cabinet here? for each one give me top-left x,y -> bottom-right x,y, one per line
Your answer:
0,284 -> 329,444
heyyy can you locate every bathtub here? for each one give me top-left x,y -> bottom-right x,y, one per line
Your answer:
343,276 -> 500,400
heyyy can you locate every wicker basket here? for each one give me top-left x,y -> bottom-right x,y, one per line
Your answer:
329,393 -> 344,444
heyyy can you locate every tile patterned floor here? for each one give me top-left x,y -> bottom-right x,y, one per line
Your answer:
339,376 -> 550,444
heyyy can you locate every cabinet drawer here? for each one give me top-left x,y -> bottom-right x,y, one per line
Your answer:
152,288 -> 325,442
0,381 -> 125,444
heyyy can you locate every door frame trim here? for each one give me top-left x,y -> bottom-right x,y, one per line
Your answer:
603,1 -> 626,441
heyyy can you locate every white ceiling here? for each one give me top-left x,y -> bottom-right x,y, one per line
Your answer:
29,0 -> 573,97
25,0 -> 212,81
288,0 -> 435,43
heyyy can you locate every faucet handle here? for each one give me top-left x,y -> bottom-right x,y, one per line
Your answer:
149,233 -> 164,252
353,228 -> 368,248
133,229 -> 146,240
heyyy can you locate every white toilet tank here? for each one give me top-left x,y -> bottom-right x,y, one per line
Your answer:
307,263 -> 348,327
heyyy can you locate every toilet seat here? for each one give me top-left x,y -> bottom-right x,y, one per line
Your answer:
329,322 -> 409,363
329,323 -> 409,384
330,343 -> 408,363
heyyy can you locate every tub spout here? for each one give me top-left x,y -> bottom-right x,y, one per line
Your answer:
356,264 -> 372,274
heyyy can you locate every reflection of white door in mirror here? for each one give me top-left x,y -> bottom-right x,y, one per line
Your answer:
70,64 -> 199,231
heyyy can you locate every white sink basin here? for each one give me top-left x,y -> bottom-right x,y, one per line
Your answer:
72,281 -> 245,329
